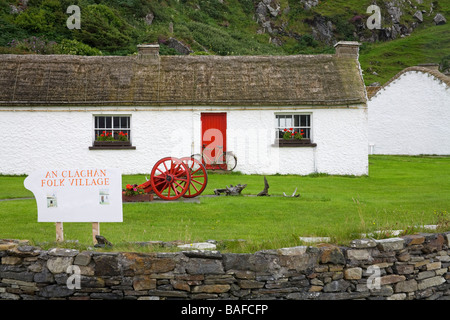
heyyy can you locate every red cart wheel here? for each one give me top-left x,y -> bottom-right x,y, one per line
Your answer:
180,157 -> 208,198
150,157 -> 191,200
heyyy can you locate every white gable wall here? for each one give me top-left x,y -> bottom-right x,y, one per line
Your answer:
0,106 -> 368,176
368,71 -> 450,155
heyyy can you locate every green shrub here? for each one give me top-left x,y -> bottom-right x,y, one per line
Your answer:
186,21 -> 282,55
191,51 -> 212,55
197,0 -> 228,21
159,43 -> 181,55
440,55 -> 450,72
14,7 -> 54,33
0,46 -> 30,54
330,14 -> 356,41
0,15 -> 28,46
71,4 -> 137,53
283,35 -> 333,55
238,0 -> 254,15
54,39 -> 102,56
8,36 -> 57,54
102,0 -> 152,18
146,1 -> 173,23
0,0 -> 9,15
14,0 -> 66,34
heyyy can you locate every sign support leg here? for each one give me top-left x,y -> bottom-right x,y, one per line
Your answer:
92,222 -> 100,244
56,222 -> 64,242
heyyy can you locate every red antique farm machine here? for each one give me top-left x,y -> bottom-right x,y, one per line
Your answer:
136,156 -> 208,201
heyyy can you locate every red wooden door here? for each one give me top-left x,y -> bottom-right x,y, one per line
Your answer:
201,113 -> 227,169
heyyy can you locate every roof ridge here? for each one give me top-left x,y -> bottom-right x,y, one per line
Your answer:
386,66 -> 449,89
369,66 -> 450,99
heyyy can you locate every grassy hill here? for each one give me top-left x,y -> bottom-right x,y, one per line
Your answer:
360,24 -> 450,85
0,0 -> 449,85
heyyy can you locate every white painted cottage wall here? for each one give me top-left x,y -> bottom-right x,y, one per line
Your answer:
312,108 -> 368,175
0,109 -> 195,175
0,107 -> 368,175
227,108 -> 368,176
368,71 -> 450,155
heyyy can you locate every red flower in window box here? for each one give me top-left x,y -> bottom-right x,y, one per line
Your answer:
282,128 -> 304,141
96,131 -> 129,142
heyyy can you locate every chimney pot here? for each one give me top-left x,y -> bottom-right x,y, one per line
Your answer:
137,44 -> 160,57
334,41 -> 361,58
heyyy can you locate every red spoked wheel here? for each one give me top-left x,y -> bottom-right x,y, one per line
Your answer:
150,157 -> 191,200
180,157 -> 208,198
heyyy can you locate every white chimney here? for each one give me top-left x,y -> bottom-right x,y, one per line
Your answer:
137,44 -> 160,57
334,41 -> 361,58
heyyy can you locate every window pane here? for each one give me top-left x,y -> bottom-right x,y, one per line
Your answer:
113,117 -> 120,129
294,115 -> 299,127
300,115 -> 307,127
303,128 -> 310,139
105,117 -> 112,129
279,115 -> 285,127
121,117 -> 128,128
98,117 -> 105,129
286,116 -> 293,128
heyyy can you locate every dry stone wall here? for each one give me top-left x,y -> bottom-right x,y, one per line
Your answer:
1,232 -> 449,300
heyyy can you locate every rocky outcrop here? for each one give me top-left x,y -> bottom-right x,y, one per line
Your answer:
300,0 -> 319,11
434,13 -> 447,25
311,15 -> 336,46
165,37 -> 193,55
255,0 -> 280,34
253,0 -> 447,46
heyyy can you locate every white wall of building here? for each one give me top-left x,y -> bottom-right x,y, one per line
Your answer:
0,106 -> 368,176
227,108 -> 368,176
368,71 -> 450,155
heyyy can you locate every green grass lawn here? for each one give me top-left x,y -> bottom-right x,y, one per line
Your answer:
0,155 -> 449,252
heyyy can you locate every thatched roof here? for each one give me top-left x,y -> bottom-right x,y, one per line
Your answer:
368,66 -> 450,99
0,53 -> 366,107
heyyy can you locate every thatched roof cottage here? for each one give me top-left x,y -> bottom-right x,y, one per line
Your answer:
0,41 -> 368,175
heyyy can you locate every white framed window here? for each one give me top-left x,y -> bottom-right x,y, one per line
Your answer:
94,115 -> 131,141
275,114 -> 312,139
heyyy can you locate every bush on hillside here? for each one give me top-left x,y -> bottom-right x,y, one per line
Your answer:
14,0 -> 66,34
71,4 -> 137,53
55,39 -> 102,55
8,36 -> 56,54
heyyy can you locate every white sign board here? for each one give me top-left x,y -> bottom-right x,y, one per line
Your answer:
24,168 -> 123,222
